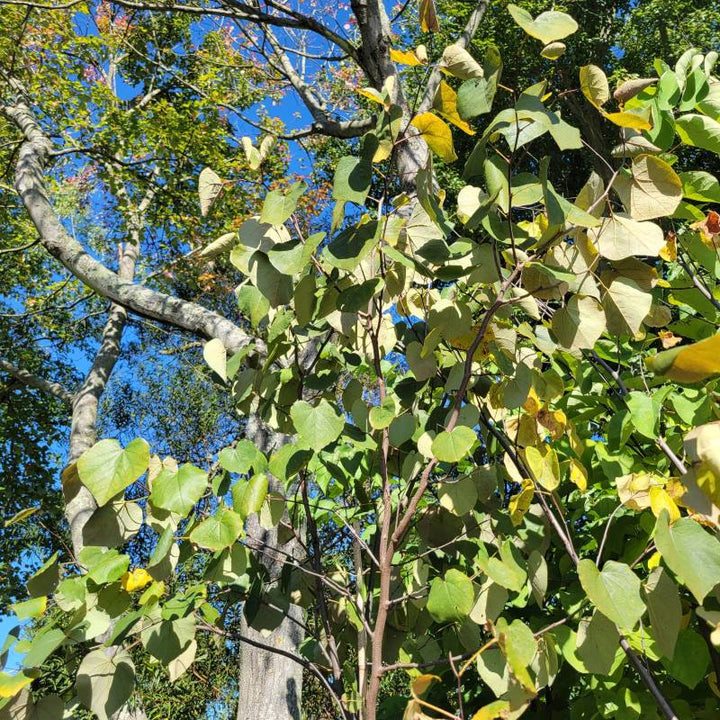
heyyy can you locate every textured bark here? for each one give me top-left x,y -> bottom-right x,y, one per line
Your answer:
63,242 -> 137,553
0,359 -> 74,403
2,94 -> 257,355
236,415 -> 304,720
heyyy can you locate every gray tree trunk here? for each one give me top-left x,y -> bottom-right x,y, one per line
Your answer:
236,415 -> 305,720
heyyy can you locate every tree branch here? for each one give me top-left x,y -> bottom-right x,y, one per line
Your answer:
0,358 -> 74,403
1,86 -> 260,355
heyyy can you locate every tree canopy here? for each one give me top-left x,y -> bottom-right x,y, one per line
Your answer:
2,2 -> 720,720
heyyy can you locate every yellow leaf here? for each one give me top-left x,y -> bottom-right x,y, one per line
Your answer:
390,48 -> 424,67
525,445 -> 560,491
0,671 -> 38,699
645,333 -> 720,383
121,568 -> 153,592
357,87 -> 385,105
411,112 -> 457,162
602,110 -> 653,131
509,480 -> 534,526
410,673 -> 440,698
659,231 -> 677,261
433,81 -> 475,136
522,387 -> 541,417
471,700 -> 512,719
649,486 -> 681,523
647,551 -> 662,570
569,459 -> 588,492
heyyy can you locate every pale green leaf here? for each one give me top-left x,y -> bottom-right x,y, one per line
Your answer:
578,559 -> 645,630
77,439 -> 149,507
290,400 -> 345,452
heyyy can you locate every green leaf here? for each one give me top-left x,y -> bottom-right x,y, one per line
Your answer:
576,611 -> 619,675
231,474 -> 268,519
83,500 -> 143,548
260,181 -> 307,225
236,285 -> 270,328
483,540 -> 527,592
248,252 -> 293,307
22,628 -> 65,669
406,341 -> 436,381
368,395 -> 398,430
507,4 -> 579,44
644,567 -> 681,659
661,629 -> 710,689
431,426 -> 476,463
290,400 -> 345,452
141,615 -> 195,664
679,171 -> 720,203
497,617 -> 537,691
11,597 -> 46,620
199,231 -> 236,259
626,392 -> 659,439
675,114 -> 720,155
603,277 -> 652,337
653,512 -> 720,603
77,438 -> 150,507
189,508 -> 244,551
26,553 -> 59,598
82,548 -> 130,585
578,559 -> 645,630
457,78 -> 492,119
76,647 -> 135,720
219,441 -> 266,474
438,474 -> 478,516
333,157 -> 372,205
151,464 -> 207,517
427,569 -> 475,623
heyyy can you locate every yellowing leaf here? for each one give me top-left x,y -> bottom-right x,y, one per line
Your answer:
433,81 -> 475,135
648,551 -> 662,570
541,42 -> 566,60
538,408 -> 566,440
411,112 -> 457,163
507,4 -> 579,45
645,334 -> 720,383
410,674 -> 440,698
649,486 -> 681,523
602,110 -> 653,131
441,44 -> 484,80
509,479 -> 534,526
0,671 -> 38,699
121,568 -> 153,592
660,231 -> 678,261
390,48 -> 424,67
356,87 -> 385,105
569,459 -> 588,492
580,65 -> 610,107
522,387 -> 542,417
419,0 -> 439,32
525,445 -> 560,491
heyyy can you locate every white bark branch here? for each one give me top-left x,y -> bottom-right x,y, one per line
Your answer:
0,358 -> 75,403
1,89 -> 260,355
